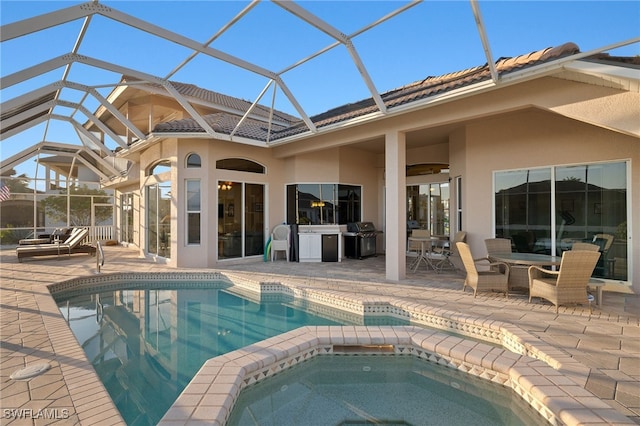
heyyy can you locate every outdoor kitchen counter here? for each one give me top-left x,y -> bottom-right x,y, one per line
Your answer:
298,225 -> 343,262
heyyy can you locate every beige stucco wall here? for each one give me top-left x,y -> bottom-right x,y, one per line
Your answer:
124,72 -> 638,288
338,147 -> 380,226
174,139 -> 282,267
138,139 -> 383,267
460,108 -> 639,292
281,145 -> 383,225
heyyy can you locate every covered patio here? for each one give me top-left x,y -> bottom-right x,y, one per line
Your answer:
1,245 -> 638,424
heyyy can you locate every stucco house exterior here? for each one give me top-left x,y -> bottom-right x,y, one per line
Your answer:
96,42 -> 639,293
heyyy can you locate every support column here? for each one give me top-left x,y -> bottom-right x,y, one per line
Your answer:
385,131 -> 406,281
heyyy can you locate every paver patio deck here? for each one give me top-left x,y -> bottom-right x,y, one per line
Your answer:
1,245 -> 638,425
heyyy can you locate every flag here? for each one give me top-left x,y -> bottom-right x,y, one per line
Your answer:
0,185 -> 10,202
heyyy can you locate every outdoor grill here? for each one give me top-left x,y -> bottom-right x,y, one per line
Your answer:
344,222 -> 380,259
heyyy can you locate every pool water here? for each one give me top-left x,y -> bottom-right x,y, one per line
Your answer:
228,355 -> 543,426
56,283 -> 405,425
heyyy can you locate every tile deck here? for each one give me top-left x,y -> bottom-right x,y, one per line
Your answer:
1,245 -> 638,425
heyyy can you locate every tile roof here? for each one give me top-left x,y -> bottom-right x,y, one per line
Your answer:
121,76 -> 299,126
152,113 -> 289,140
148,42 -> 607,142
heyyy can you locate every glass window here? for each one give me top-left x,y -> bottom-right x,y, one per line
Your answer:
338,185 -> 361,225
286,184 -> 361,225
186,180 -> 201,245
495,168 -> 551,253
495,161 -> 628,280
216,158 -> 264,174
407,183 -> 450,235
121,193 -> 134,244
186,153 -> 201,168
244,183 -> 264,257
147,183 -> 171,258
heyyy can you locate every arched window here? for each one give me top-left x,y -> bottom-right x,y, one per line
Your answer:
216,158 -> 264,174
147,160 -> 171,176
186,153 -> 201,168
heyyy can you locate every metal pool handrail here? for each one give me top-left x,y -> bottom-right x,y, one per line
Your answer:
96,240 -> 104,273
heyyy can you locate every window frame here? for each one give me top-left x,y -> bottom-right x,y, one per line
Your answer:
493,160 -> 629,282
186,153 -> 201,168
185,179 -> 201,245
286,183 -> 362,225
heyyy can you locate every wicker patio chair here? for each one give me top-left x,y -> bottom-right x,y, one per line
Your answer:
484,237 -> 530,287
484,238 -> 512,256
571,242 -> 600,252
457,242 -> 510,298
528,250 -> 601,313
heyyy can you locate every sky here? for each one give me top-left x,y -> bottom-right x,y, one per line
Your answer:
1,0 -> 639,177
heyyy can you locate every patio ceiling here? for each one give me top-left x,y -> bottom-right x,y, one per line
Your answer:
1,1 -> 638,182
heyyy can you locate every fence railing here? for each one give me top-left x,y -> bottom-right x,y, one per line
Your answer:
0,226 -> 115,246
89,225 -> 115,242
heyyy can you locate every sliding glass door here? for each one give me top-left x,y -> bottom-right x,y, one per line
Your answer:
147,184 -> 171,258
218,182 -> 264,259
495,161 -> 628,280
407,183 -> 450,236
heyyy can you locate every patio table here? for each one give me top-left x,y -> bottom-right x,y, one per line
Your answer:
408,236 -> 448,272
488,252 -> 561,290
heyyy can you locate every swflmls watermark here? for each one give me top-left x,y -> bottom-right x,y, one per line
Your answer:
3,408 -> 70,419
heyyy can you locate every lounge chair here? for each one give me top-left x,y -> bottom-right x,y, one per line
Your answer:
16,228 -> 94,262
528,250 -> 601,313
457,242 -> 510,298
18,227 -> 74,245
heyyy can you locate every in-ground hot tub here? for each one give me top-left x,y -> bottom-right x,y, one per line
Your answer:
227,354 -> 544,425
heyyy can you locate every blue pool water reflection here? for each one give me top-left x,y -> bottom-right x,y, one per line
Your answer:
56,282 -> 405,425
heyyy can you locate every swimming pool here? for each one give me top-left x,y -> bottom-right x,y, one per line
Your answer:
50,272 -> 623,426
56,281 -> 406,425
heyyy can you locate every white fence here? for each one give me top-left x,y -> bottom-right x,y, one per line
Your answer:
0,225 -> 116,246
89,225 -> 115,242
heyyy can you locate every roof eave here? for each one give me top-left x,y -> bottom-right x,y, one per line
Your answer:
120,42 -> 640,151
565,60 -> 640,82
